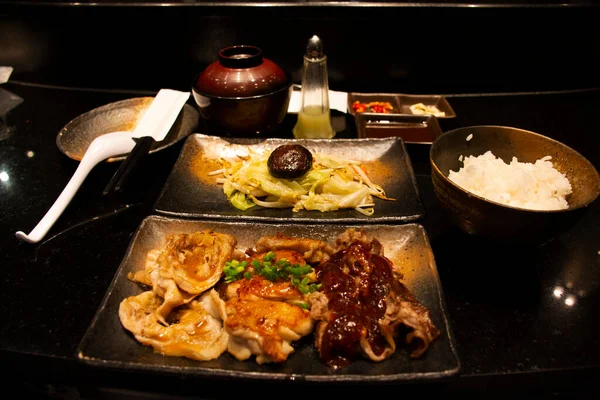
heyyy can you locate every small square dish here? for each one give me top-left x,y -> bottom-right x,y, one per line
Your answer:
77,215 -> 460,383
347,92 -> 401,115
355,114 -> 443,144
397,94 -> 456,119
153,134 -> 425,223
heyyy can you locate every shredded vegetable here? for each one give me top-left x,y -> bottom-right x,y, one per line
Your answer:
211,148 -> 394,215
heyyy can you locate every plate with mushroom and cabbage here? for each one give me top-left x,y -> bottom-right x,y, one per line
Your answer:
153,134 -> 425,223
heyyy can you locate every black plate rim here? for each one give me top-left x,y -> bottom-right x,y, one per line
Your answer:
76,215 -> 461,383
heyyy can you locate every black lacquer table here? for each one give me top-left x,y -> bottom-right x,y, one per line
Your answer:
1,82 -> 599,399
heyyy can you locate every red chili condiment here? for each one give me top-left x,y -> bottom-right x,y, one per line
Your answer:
352,101 -> 394,114
316,241 -> 395,369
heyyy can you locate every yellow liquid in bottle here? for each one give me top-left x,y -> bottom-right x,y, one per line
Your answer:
293,105 -> 336,139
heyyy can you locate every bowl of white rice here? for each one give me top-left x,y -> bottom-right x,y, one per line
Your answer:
430,126 -> 600,244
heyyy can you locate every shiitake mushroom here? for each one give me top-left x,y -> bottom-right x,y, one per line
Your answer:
267,144 -> 313,179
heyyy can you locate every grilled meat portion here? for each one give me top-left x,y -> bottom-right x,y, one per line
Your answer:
255,234 -> 333,264
121,228 -> 439,369
225,298 -> 313,364
225,250 -> 312,302
226,275 -> 306,303
223,249 -> 315,363
334,228 -> 383,255
308,237 -> 439,369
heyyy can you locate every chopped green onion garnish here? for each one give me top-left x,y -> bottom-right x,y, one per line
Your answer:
223,252 -> 321,293
263,251 -> 276,262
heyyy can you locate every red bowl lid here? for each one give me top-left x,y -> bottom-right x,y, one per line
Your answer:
194,45 -> 290,98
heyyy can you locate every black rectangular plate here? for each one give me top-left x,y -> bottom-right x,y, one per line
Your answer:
77,216 -> 461,383
153,134 -> 425,223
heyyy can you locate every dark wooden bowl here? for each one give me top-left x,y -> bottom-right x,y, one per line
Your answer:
430,126 -> 600,245
192,45 -> 292,136
191,83 -> 292,136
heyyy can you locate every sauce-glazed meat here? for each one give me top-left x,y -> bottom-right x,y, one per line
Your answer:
308,238 -> 439,369
222,249 -> 315,364
255,234 -> 333,264
225,298 -> 313,364
120,227 -> 440,369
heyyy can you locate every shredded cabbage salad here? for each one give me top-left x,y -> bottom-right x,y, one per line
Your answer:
209,149 -> 394,215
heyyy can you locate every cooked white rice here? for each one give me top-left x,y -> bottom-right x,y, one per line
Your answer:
448,151 -> 573,210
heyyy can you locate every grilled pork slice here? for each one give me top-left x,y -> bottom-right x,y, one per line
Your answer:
334,227 -> 383,255
255,234 -> 333,264
381,282 -> 440,358
225,298 -> 313,364
119,290 -> 229,361
308,236 -> 439,369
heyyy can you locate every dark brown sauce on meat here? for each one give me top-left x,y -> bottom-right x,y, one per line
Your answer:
316,241 -> 396,369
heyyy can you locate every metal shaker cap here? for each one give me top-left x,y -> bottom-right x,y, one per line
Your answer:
306,35 -> 324,60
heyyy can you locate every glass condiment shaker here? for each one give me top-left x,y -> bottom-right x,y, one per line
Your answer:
292,35 -> 336,139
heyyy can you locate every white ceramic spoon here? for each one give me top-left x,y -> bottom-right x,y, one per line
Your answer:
15,131 -> 136,243
16,88 -> 190,244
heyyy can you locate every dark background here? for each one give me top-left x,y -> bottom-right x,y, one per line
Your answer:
1,1 -> 599,94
